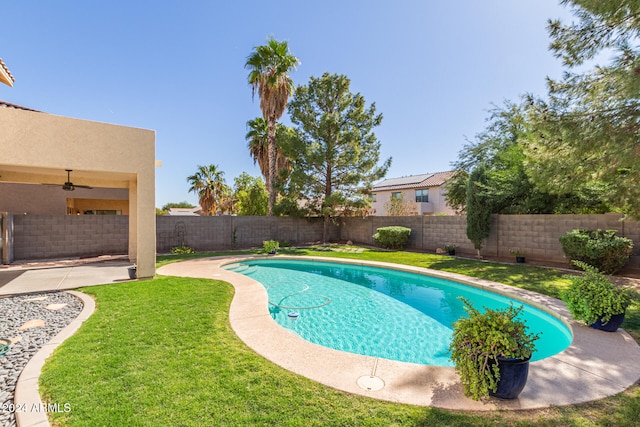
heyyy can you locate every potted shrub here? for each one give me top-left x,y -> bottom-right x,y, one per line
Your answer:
509,249 -> 525,263
449,298 -> 540,400
263,240 -> 279,255
444,245 -> 457,256
562,261 -> 635,332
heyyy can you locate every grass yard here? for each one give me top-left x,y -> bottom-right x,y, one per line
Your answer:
40,247 -> 640,426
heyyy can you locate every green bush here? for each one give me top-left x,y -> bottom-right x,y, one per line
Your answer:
263,240 -> 280,254
171,243 -> 196,254
562,261 -> 634,325
372,226 -> 411,249
559,229 -> 633,274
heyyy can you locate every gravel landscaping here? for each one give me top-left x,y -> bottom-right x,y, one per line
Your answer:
0,292 -> 83,427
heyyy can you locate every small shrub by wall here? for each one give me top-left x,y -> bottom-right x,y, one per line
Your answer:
559,229 -> 633,274
372,226 -> 412,249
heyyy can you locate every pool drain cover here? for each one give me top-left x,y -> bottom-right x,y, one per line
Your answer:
357,375 -> 384,391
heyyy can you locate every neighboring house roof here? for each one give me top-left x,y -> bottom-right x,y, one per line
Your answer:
372,171 -> 456,192
0,58 -> 14,87
0,100 -> 40,112
167,207 -> 202,216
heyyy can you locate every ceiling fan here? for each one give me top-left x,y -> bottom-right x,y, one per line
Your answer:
60,169 -> 92,191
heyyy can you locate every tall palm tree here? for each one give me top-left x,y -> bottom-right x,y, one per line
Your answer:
245,36 -> 299,215
245,117 -> 292,193
186,164 -> 229,216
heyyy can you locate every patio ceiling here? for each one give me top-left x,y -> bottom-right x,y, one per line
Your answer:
0,164 -> 134,189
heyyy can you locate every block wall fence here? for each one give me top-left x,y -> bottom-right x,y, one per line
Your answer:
3,213 -> 639,269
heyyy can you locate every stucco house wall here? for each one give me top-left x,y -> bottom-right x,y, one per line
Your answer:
372,187 -> 455,216
370,171 -> 457,216
0,104 -> 156,277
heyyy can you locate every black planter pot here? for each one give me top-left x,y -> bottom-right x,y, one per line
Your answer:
447,249 -> 456,256
590,312 -> 625,332
515,256 -> 525,263
489,357 -> 530,400
128,267 -> 137,280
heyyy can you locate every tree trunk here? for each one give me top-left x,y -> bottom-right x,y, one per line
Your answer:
322,213 -> 329,244
323,163 -> 332,243
267,115 -> 277,216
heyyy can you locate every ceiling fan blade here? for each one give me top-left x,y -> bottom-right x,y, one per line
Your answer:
40,170 -> 93,190
62,170 -> 92,190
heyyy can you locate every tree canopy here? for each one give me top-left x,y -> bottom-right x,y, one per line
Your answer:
233,172 -> 268,216
186,164 -> 230,216
284,72 -> 391,239
526,0 -> 640,219
245,117 -> 293,195
446,101 -> 613,215
245,37 -> 299,216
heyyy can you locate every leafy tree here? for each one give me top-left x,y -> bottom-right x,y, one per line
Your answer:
447,101 -> 612,214
245,36 -> 300,216
448,102 -> 529,212
186,164 -> 230,216
233,172 -> 268,216
245,117 -> 293,195
285,72 -> 391,241
526,0 -> 640,218
466,165 -> 492,257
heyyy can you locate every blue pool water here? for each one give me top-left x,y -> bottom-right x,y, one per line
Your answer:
224,259 -> 572,366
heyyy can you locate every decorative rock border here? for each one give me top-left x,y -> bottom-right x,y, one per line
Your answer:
0,291 -> 95,427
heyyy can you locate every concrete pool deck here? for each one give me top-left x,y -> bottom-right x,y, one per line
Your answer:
157,255 -> 640,410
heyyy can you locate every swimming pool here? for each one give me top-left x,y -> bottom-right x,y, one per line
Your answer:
224,259 -> 572,366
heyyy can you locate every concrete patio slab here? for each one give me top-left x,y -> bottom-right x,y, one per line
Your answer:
0,261 -> 133,295
157,255 -> 640,410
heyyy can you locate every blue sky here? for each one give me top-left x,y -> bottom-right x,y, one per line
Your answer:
1,1 -> 573,208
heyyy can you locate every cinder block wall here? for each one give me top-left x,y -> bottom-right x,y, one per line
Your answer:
7,214 -> 640,270
12,214 -> 128,260
341,213 -> 639,268
156,216 -> 330,253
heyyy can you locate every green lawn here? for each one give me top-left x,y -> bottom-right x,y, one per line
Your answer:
40,247 -> 640,426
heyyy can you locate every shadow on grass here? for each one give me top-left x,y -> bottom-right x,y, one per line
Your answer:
424,257 -> 569,300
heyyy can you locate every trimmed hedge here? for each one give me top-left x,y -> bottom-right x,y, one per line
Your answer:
372,226 -> 412,249
559,229 -> 633,274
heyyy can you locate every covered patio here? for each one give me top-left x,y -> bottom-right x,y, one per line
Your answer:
0,103 -> 156,278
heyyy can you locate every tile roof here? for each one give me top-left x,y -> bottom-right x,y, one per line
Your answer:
0,100 -> 41,112
0,58 -> 14,87
372,171 -> 456,192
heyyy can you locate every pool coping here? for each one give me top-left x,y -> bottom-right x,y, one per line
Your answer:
157,255 -> 640,410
